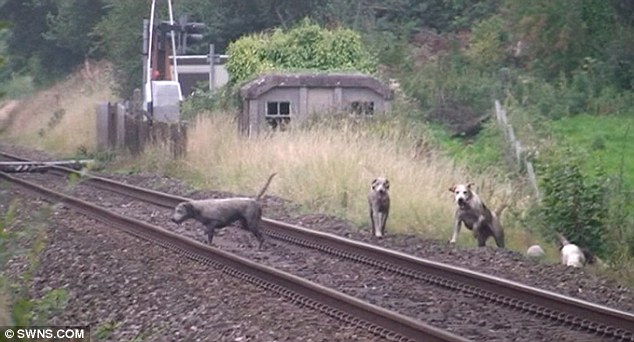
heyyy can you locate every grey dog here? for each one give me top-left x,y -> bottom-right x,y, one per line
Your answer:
449,183 -> 505,248
368,177 -> 390,238
171,173 -> 277,248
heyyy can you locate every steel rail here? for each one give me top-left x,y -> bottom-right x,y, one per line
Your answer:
2,151 -> 634,341
0,171 -> 470,342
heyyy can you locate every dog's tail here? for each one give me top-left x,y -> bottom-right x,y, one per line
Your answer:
555,232 -> 571,248
255,173 -> 277,201
494,203 -> 508,218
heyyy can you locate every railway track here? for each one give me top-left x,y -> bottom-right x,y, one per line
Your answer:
3,151 -> 634,341
1,169 -> 468,342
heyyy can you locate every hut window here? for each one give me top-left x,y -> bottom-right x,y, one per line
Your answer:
265,101 -> 291,131
350,101 -> 375,116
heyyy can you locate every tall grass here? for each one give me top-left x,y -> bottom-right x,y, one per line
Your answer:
0,62 -> 114,156
136,112 -> 534,250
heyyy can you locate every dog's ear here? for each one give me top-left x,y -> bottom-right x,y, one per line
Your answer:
467,182 -> 475,189
183,202 -> 194,213
384,179 -> 390,189
371,178 -> 378,189
448,185 -> 456,192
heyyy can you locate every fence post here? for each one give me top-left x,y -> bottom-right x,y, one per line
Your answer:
107,102 -> 117,149
493,100 -> 541,199
95,102 -> 110,151
116,103 -> 126,149
169,121 -> 187,158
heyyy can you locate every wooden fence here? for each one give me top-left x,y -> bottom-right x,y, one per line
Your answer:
96,101 -> 187,158
494,100 -> 540,198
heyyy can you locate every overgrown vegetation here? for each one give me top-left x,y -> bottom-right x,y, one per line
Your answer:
0,198 -> 69,328
226,19 -> 376,84
535,152 -> 609,257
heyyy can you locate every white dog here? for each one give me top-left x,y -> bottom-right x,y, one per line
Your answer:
556,233 -> 593,268
449,183 -> 505,248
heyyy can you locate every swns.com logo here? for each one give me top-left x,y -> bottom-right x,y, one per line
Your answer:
1,326 -> 90,341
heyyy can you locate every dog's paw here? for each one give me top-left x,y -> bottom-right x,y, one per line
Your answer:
448,240 -> 456,244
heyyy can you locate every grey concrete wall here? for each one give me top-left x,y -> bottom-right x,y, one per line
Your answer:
248,99 -> 258,136
306,87 -> 335,116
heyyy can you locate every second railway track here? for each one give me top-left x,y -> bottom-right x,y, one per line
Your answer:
3,150 -> 634,341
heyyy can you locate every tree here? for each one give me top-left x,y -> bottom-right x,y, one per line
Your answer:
44,0 -> 105,58
0,0 -> 105,84
176,0 -> 329,53
93,0 -> 149,97
504,0 -> 617,80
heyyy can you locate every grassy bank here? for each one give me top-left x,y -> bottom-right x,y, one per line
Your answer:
0,62 -> 114,155
549,114 -> 634,188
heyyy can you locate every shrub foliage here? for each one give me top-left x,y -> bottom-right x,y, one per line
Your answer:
225,19 -> 376,84
537,152 -> 608,257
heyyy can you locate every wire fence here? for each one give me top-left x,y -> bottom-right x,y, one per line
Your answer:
494,100 -> 540,199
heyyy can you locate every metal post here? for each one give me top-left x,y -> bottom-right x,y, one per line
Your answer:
209,44 -> 215,93
144,0 -> 157,116
142,19 -> 149,90
167,0 -> 180,88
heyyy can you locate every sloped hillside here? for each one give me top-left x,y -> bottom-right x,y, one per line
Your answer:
0,61 -> 115,156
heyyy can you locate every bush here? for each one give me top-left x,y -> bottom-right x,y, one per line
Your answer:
466,15 -> 507,69
508,71 -> 634,119
180,84 -> 239,121
401,53 -> 501,124
536,150 -> 609,257
225,18 -> 376,84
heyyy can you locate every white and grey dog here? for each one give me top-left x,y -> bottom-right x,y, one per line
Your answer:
555,233 -> 594,268
171,173 -> 277,249
368,177 -> 390,238
449,183 -> 505,248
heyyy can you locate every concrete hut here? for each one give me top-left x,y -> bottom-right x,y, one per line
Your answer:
239,72 -> 394,135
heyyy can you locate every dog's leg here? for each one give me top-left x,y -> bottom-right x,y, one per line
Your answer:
373,211 -> 383,238
369,207 -> 375,235
380,211 -> 389,237
254,230 -> 266,250
205,225 -> 217,245
472,216 -> 488,247
450,219 -> 461,244
252,225 -> 266,250
491,213 -> 505,248
475,229 -> 487,247
492,226 -> 505,248
242,217 -> 266,250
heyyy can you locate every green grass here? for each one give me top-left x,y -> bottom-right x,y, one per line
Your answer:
427,121 -> 507,173
0,74 -> 36,100
549,114 -> 634,188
